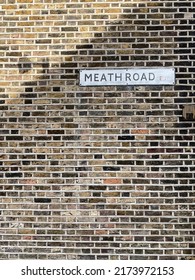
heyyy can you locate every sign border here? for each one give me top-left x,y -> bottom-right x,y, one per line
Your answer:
79,67 -> 175,87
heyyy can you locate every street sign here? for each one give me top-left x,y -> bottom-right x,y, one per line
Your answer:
79,68 -> 175,86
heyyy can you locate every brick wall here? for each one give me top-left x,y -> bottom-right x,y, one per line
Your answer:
0,0 -> 195,260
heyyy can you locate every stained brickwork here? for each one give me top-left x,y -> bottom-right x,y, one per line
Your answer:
0,0 -> 195,260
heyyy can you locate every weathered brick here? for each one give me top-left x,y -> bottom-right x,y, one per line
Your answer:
103,179 -> 122,185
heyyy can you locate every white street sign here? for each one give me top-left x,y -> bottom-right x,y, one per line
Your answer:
79,68 -> 175,86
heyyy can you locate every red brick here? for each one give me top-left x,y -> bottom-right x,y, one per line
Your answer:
103,178 -> 122,184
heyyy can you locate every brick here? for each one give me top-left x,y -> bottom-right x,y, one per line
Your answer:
118,135 -> 135,141
103,179 -> 122,185
131,129 -> 150,134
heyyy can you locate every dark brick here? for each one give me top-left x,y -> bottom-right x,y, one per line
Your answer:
62,173 -> 78,177
48,130 -> 64,134
76,44 -> 93,49
5,173 -> 23,178
118,135 -> 135,141
34,198 -> 52,203
103,166 -> 120,171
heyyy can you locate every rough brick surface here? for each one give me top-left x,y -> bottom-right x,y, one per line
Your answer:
0,0 -> 195,260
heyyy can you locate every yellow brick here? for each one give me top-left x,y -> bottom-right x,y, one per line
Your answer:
2,5 -> 17,9
93,3 -> 110,8
105,8 -> 122,14
17,0 -> 33,3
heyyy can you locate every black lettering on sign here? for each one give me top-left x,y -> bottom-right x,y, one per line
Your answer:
125,73 -> 131,81
149,73 -> 155,80
107,73 -> 114,81
100,74 -> 107,82
133,73 -> 139,81
140,73 -> 147,81
94,74 -> 99,81
115,73 -> 122,81
85,74 -> 92,82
